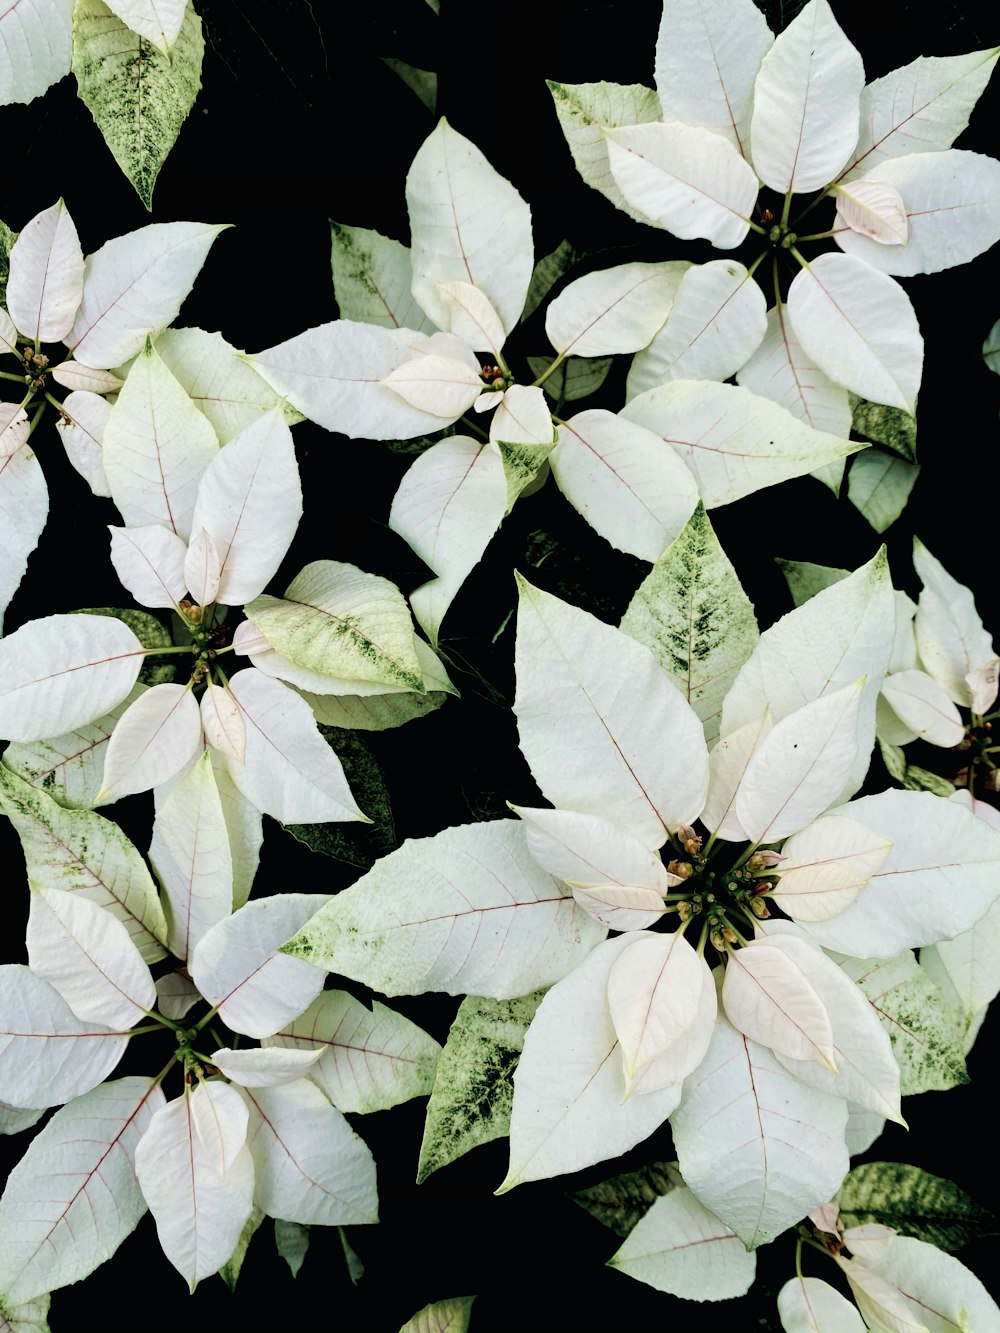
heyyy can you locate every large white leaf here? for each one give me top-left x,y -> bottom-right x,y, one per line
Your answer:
0,0 -> 73,105
200,682 -> 245,763
0,1077 -> 164,1305
547,79 -> 662,218
0,444 -> 47,634
545,262 -> 684,358
280,820 -> 605,999
0,613 -> 144,742
881,670 -> 963,747
97,682 -> 202,802
102,339 -> 218,540
26,886 -> 155,1029
406,118 -> 532,336
108,524 -> 188,608
389,436 -> 507,646
514,577 -> 709,847
150,750 -> 232,962
620,502 -> 758,745
68,221 -> 225,369
913,538 -> 995,708
102,0 -> 187,52
770,814 -> 893,923
841,48 -> 1000,182
266,991 -> 440,1113
6,200 -> 83,343
436,280 -> 507,357
605,122 -> 758,249
723,936 -> 837,1070
188,408 -> 301,605
500,936 -> 683,1190
0,762 -> 166,960
210,751 -> 261,909
736,304 -> 853,438
54,388 -> 112,496
921,898 -> 1000,1027
620,379 -> 859,508
181,528 -> 219,606
609,1185 -> 757,1300
190,893 -> 330,1038
777,1276 -> 866,1331
654,0 -> 773,158
381,351 -> 482,419
627,260 -> 768,396
670,1006 -> 849,1247
864,1235 -> 1000,1331
330,222 -> 434,333
787,253 -> 923,412
549,409 -> 698,562
700,710 -> 774,840
512,804 -> 672,894
209,1046 -> 322,1089
801,790 -> 1000,956
222,669 -> 367,824
836,151 -> 1000,276
134,1084 -> 254,1292
0,965 -> 129,1110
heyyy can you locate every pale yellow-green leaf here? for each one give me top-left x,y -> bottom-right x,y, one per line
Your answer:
848,452 -> 920,533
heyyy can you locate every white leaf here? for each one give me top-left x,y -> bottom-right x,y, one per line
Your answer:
266,991 -> 441,1113
200,683 -> 245,764
211,1047 -> 323,1089
0,444 -> 47,634
750,0 -> 864,193
605,121 -> 758,248
0,613 -> 144,742
654,0 -> 773,157
98,682 -> 202,803
102,339 -> 218,540
406,118 -> 532,336
881,670 -> 964,747
26,885 -> 155,1029
54,389 -> 112,496
847,451 -> 919,534
913,537 -> 995,708
500,936 -> 683,1190
0,403 -> 29,459
0,308 -> 17,358
280,820 -> 605,999
841,48 -> 1000,182
609,1185 -> 757,1301
835,179 -> 909,244
400,1298 -> 475,1333
182,528 -> 220,606
488,383 -> 552,446
188,1079 -> 249,1173
723,938 -> 837,1070
330,222 -> 434,333
381,351 -> 483,419
154,969 -> 199,1020
134,1085 -> 254,1291
737,304 -> 852,439
6,200 -> 84,343
966,660 -> 1000,715
778,1276 -> 866,1332
547,79 -> 663,218
787,254 -> 923,412
839,1256 -> 930,1333
512,804 -> 673,892
102,0 -> 187,52
190,893 -> 330,1038
514,576 -> 709,847
435,280 -> 506,355
545,261 -> 685,358
49,362 -> 123,394
68,222 -> 226,370
863,1234 -> 1000,1331
846,1106 -> 886,1157
0,1077 -> 164,1305
0,1104 -> 45,1137
800,789 -> 1000,956
150,750 -> 232,962
671,1005 -> 849,1247
570,883 -> 669,932
920,896 -> 1000,1024
222,669 -> 368,824
771,815 -> 893,923
621,378 -> 859,509
210,753 -> 261,909
700,710 -> 774,841
549,408 -> 699,561
0,0 -> 73,106
0,965 -> 129,1110
627,260 -> 768,396
108,523 -> 188,608
239,1080 -> 378,1226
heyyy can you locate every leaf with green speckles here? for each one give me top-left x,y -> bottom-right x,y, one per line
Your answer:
283,727 -> 394,868
72,0 -> 204,210
521,239 -> 580,322
304,686 -> 450,732
74,607 -> 176,686
877,739 -> 955,796
274,1220 -> 310,1278
851,395 -> 918,463
777,558 -> 850,607
381,57 -> 436,113
984,318 -> 1000,374
330,223 -> 434,333
526,354 -> 613,403
570,1160 -> 683,1237
0,1293 -> 50,1333
496,438 -> 554,511
219,1207 -> 263,1292
400,1296 -> 476,1333
838,1163 -> 998,1251
848,452 -> 920,533
879,737 -> 908,785
839,953 -> 969,1094
417,991 -> 543,1184
548,80 -> 662,219
621,504 -> 757,745
0,220 -> 17,310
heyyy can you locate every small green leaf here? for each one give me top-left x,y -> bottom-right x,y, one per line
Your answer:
73,0 -> 204,209
305,687 -> 450,732
839,1162 -> 999,1251
219,1207 -> 263,1292
0,218 -> 17,310
338,1226 -> 364,1286
380,57 -> 436,112
879,737 -> 909,785
571,1161 -> 683,1238
851,395 -> 918,463
284,728 -> 394,868
274,1220 -> 310,1279
74,607 -> 176,685
848,452 -> 920,533
400,1296 -> 475,1333
522,240 -> 580,322
496,438 -> 554,512
526,354 -> 613,403
417,991 -> 543,1183
983,317 -> 1000,375
776,558 -> 850,607
902,765 -> 955,797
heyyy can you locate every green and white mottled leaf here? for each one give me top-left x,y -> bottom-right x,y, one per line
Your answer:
303,685 -> 449,731
0,219 -> 16,306
330,223 -> 434,332
0,0 -> 73,105
0,445 -> 47,635
839,1162 -> 998,1252
621,503 -> 757,744
0,764 -> 167,962
547,80 -> 662,219
913,538 -> 995,709
283,726 -> 395,870
417,991 -> 541,1184
571,1160 -> 682,1237
737,305 -> 853,442
863,1236 -> 1000,1331
848,452 -> 919,533
526,354 -> 613,404
777,1276 -> 866,1332
852,396 -> 917,464
0,1294 -> 50,1333
921,902 -> 1000,1033
274,1220 -> 309,1278
281,820 -> 605,999
218,1206 -> 263,1293
545,261 -> 685,358
496,437 -> 553,512
6,200 -> 83,343
522,239 -> 578,322
399,1296 -> 476,1333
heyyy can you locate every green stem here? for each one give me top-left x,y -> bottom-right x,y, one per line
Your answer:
44,391 -> 67,414
128,1023 -> 169,1036
147,1009 -> 186,1035
794,229 -> 835,243
745,251 -> 767,281
27,401 -> 47,437
495,349 -> 512,378
795,1238 -> 805,1281
772,256 -> 783,310
0,370 -> 25,383
732,841 -> 761,872
140,644 -> 194,657
791,186 -> 832,226
457,413 -> 489,442
152,1054 -> 178,1089
787,245 -> 811,272
702,830 -> 718,859
531,350 -> 567,389
192,1006 -> 220,1033
780,190 -> 794,229
745,218 -> 768,236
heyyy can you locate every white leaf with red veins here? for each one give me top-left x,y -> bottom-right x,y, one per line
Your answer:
190,893 -> 330,1038
97,683 -> 202,803
913,538 -> 996,708
108,523 -> 188,608
50,362 -> 123,394
835,179 -> 909,244
860,1234 -> 1000,1331
200,683 -> 246,763
545,262 -> 685,358
6,200 -> 84,343
771,814 -> 893,923
183,528 -> 220,606
881,669 -> 964,748
381,352 -> 483,418
54,389 -> 112,496
700,710 -> 774,841
511,804 -> 675,892
0,0 -> 74,106
0,1077 -> 165,1305
838,1256 -> 929,1333
0,444 -> 47,634
102,0 -> 187,52
210,753 -> 262,909
489,384 -> 552,446
737,305 -> 853,439
723,939 -> 837,1070
777,1275 -> 866,1331
0,308 -> 16,357
188,1080 -> 249,1173
435,281 -> 506,356
0,403 -> 29,458
210,1047 -> 323,1089
134,1084 -> 254,1292
571,884 -> 669,932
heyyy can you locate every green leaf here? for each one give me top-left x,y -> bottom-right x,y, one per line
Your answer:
879,736 -> 909,785
283,728 -> 394,868
72,0 -> 204,209
219,1207 -> 263,1292
848,452 -> 920,533
839,1162 -> 999,1252
851,395 -> 918,463
338,1227 -> 364,1286
983,317 -> 1000,375
522,240 -> 580,323
496,438 -> 555,512
74,607 -> 176,685
400,1296 -> 475,1333
274,1220 -> 310,1279
0,218 -> 17,311
776,558 -> 850,607
380,57 -> 436,112
417,991 -> 543,1183
571,1161 -> 683,1238
329,223 -> 433,333
621,503 -> 758,745
305,687 -> 450,732
902,765 -> 955,797
526,354 -> 613,403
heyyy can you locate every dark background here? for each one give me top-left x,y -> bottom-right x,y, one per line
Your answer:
2,0 -> 999,1327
